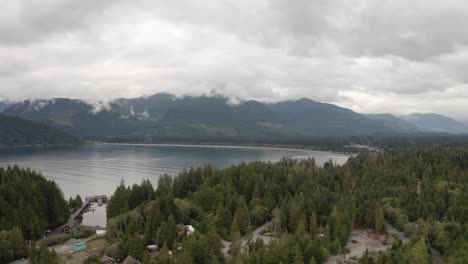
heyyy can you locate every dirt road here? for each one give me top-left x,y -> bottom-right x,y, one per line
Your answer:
221,221 -> 275,258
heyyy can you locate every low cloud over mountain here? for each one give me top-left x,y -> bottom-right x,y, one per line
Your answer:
1,0 -> 468,120
4,93 -> 468,139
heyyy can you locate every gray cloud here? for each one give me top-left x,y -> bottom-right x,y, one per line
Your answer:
1,0 -> 468,120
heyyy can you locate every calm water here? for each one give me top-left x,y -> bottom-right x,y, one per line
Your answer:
0,143 -> 349,227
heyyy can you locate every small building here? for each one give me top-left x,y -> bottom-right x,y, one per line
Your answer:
147,244 -> 159,257
62,220 -> 78,233
86,195 -> 108,203
122,255 -> 141,264
101,255 -> 117,264
96,229 -> 106,236
185,225 -> 195,236
146,244 -> 158,252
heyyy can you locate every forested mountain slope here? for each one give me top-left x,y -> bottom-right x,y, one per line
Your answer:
0,101 -> 11,112
268,98 -> 391,135
401,113 -> 468,134
365,113 -> 420,133
0,114 -> 81,146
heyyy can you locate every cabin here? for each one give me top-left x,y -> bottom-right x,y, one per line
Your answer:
146,244 -> 159,257
185,225 -> 195,236
101,255 -> 117,264
62,220 -> 77,233
147,244 -> 158,252
122,255 -> 141,264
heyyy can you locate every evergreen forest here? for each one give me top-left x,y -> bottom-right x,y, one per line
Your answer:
105,147 -> 468,264
0,166 -> 69,263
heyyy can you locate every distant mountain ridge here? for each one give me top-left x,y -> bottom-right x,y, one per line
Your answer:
400,113 -> 468,134
4,93 -> 467,139
268,99 -> 390,136
0,114 -> 81,146
365,113 -> 420,133
0,100 -> 11,112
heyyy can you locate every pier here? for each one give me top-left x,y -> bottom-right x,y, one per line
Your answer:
60,195 -> 108,233
71,195 -> 108,220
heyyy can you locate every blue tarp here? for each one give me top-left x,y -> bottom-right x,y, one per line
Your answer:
73,244 -> 87,251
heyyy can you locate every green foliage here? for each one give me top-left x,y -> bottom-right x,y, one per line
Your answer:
29,244 -> 59,264
362,238 -> 434,264
105,147 -> 468,263
40,233 -> 71,247
234,197 -> 251,236
409,239 -> 431,263
107,179 -> 155,220
71,226 -> 95,239
0,228 -> 26,263
0,166 -> 70,262
0,166 -> 69,240
68,194 -> 83,209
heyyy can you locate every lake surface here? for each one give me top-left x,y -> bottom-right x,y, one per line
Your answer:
0,143 -> 349,226
0,144 -> 349,197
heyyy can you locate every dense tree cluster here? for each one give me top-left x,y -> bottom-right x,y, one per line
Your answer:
0,166 -> 69,236
0,226 -> 26,263
28,242 -> 59,264
107,179 -> 155,220
0,166 -> 68,262
106,147 -> 468,264
68,194 -> 84,209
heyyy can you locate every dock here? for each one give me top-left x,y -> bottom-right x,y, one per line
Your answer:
60,195 -> 108,233
70,195 -> 108,220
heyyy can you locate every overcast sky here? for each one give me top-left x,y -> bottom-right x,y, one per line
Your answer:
1,0 -> 468,120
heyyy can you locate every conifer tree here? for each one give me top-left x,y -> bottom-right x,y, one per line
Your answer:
234,197 -> 251,235
230,218 -> 242,256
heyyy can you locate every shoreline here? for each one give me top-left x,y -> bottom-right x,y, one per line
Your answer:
0,143 -> 83,149
0,141 -> 356,155
0,140 -> 357,156
93,142 -> 353,156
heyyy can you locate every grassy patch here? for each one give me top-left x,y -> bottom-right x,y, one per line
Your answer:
58,239 -> 108,264
40,233 -> 72,247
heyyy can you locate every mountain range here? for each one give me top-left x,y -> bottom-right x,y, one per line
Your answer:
2,93 -> 468,140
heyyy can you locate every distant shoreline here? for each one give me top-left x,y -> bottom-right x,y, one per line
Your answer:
94,142 -> 352,156
0,141 -> 354,156
0,143 -> 82,149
